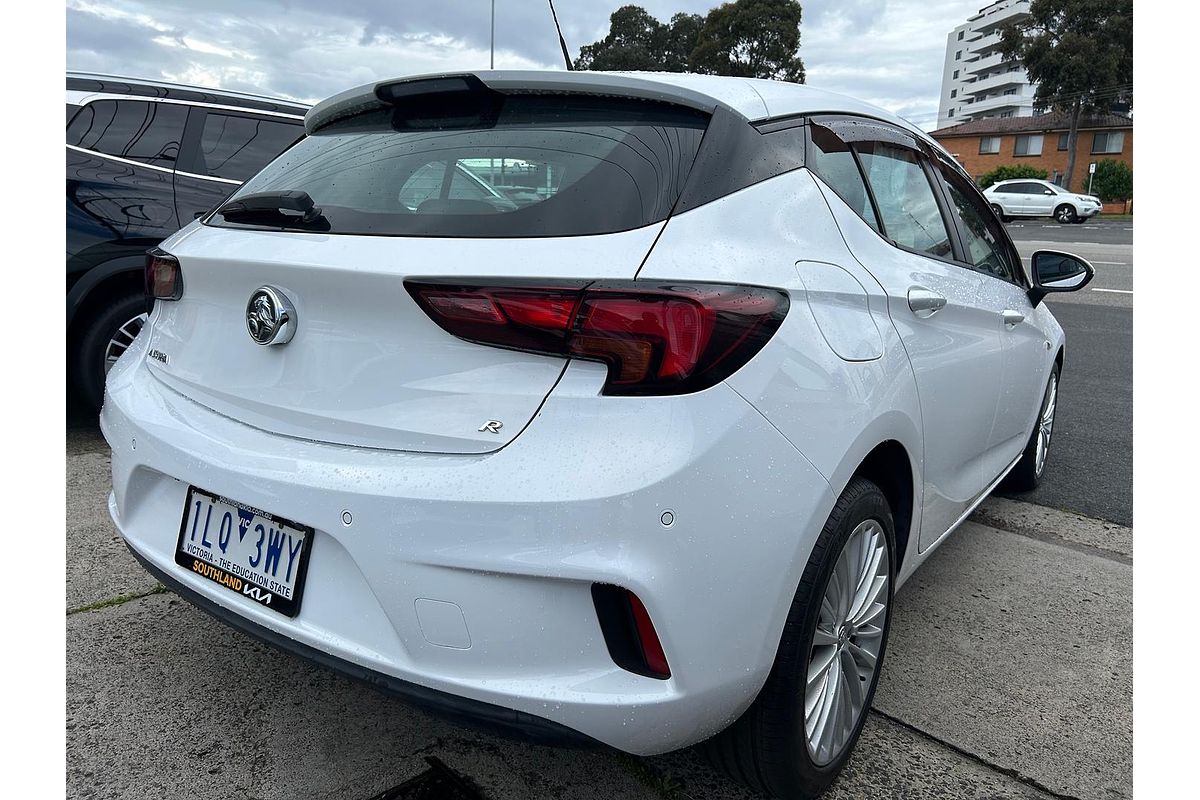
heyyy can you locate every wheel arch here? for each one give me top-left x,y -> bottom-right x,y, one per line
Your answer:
820,411 -> 923,579
67,256 -> 146,338
846,440 -> 916,576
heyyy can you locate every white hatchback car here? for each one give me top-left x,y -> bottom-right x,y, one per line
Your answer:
983,177 -> 1102,224
103,71 -> 1095,798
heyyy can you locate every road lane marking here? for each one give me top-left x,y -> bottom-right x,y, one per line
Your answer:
1091,288 -> 1133,294
1020,258 -> 1129,265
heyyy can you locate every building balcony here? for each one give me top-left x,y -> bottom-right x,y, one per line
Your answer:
961,93 -> 1035,118
964,72 -> 1026,97
968,30 -> 1004,54
963,51 -> 1009,75
973,0 -> 1031,34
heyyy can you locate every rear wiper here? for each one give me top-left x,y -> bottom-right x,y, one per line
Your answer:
217,190 -> 326,225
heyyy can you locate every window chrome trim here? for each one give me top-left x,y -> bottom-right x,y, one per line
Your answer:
65,143 -> 242,185
71,93 -> 305,121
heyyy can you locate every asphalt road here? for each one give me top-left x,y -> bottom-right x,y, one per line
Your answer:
993,217 -> 1133,526
1005,216 -> 1133,247
66,431 -> 1131,800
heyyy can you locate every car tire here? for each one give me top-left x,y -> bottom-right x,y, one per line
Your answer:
703,476 -> 894,798
1054,204 -> 1077,224
1002,365 -> 1060,493
74,291 -> 150,414
989,203 -> 1010,223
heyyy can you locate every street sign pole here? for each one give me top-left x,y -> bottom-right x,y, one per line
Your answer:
1088,162 -> 1096,196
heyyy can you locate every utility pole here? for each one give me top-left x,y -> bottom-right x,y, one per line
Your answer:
490,0 -> 495,69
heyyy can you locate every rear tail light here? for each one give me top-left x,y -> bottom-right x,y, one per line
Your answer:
406,280 -> 788,395
145,248 -> 183,301
591,584 -> 671,679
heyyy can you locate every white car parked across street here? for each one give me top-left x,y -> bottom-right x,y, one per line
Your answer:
102,71 -> 1096,798
983,177 -> 1103,224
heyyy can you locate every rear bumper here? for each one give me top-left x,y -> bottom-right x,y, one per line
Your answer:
124,538 -> 599,748
101,336 -> 834,755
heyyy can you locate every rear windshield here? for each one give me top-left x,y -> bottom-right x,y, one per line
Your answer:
210,95 -> 710,237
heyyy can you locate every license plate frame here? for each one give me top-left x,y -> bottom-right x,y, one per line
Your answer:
174,486 -> 314,618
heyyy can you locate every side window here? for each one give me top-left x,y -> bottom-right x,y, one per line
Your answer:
807,123 -> 880,232
197,113 -> 303,182
398,162 -> 446,210
66,99 -> 186,167
397,161 -> 513,212
937,165 -> 1020,284
854,142 -> 953,259
448,164 -> 498,202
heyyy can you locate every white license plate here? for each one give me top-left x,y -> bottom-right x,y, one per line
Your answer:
174,487 -> 313,617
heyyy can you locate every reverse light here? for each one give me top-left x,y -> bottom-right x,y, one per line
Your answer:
145,248 -> 183,301
405,280 -> 788,396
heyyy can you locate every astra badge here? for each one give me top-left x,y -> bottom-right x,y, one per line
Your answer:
246,286 -> 296,346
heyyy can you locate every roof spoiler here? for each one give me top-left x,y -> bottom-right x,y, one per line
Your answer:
304,70 -> 735,134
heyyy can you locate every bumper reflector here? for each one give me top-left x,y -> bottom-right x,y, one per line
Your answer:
591,584 -> 671,679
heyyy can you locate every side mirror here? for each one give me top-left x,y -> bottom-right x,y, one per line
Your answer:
1028,250 -> 1095,307
1043,189 -> 1054,195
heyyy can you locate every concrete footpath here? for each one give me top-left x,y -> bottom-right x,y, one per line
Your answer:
66,432 -> 1131,799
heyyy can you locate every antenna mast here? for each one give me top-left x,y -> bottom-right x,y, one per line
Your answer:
547,0 -> 573,70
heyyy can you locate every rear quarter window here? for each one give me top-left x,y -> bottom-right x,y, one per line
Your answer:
66,99 -> 186,168
197,112 -> 304,182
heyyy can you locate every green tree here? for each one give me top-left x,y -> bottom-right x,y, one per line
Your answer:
662,13 -> 705,72
999,0 -> 1132,192
1090,159 -> 1131,201
576,6 -> 701,72
976,164 -> 1049,189
690,0 -> 805,82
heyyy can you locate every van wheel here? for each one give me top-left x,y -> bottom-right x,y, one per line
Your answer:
704,477 -> 894,798
74,292 -> 149,413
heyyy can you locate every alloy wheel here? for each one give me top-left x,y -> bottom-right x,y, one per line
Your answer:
804,519 -> 890,766
104,312 -> 148,375
1034,373 -> 1058,478
1056,206 -> 1075,223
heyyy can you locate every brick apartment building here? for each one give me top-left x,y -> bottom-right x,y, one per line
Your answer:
930,110 -> 1133,194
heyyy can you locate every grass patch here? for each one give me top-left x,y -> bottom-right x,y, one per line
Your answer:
614,754 -> 686,800
67,584 -> 167,615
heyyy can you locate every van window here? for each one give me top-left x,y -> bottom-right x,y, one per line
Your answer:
197,113 -> 303,182
66,99 -> 186,167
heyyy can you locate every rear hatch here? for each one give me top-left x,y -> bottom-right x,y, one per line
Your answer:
144,83 -> 710,454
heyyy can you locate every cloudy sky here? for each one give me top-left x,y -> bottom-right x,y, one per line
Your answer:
66,0 -> 976,130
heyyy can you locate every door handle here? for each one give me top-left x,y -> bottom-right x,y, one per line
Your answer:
1002,310 -> 1025,327
907,286 -> 947,318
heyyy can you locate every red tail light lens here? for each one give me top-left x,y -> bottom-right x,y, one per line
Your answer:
145,248 -> 183,301
406,280 -> 788,395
